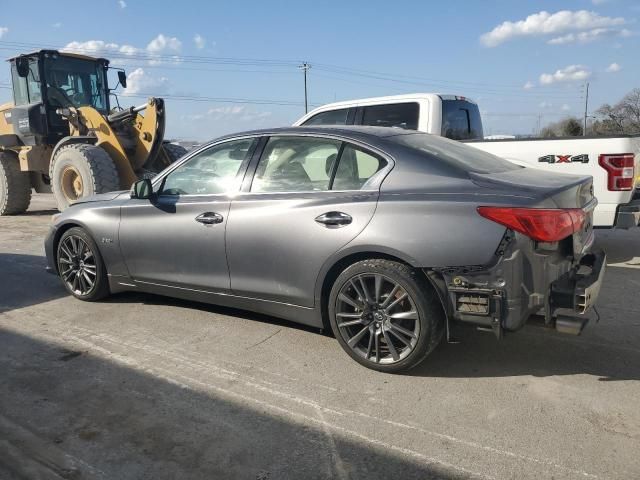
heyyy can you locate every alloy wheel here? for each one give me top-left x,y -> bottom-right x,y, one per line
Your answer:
58,235 -> 97,296
335,273 -> 420,364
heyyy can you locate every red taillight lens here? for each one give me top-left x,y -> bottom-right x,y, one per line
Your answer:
599,153 -> 635,191
477,207 -> 586,242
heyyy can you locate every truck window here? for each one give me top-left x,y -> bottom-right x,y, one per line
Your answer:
361,102 -> 419,130
441,100 -> 483,140
302,108 -> 349,126
11,64 -> 29,106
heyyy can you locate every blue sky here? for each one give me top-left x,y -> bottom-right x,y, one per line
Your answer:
0,0 -> 637,140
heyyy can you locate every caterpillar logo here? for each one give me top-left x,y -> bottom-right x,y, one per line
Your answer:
538,154 -> 589,164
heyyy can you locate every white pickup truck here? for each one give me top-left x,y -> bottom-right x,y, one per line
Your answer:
294,93 -> 640,228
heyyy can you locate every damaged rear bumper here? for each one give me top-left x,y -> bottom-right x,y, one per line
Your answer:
435,234 -> 606,338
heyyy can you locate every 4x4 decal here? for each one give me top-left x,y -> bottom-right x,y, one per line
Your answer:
538,154 -> 589,164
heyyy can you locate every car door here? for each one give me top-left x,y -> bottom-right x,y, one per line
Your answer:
118,137 -> 258,292
226,134 -> 390,307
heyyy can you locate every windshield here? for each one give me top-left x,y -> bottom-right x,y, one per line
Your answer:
43,56 -> 108,113
441,100 -> 483,140
390,132 -> 520,174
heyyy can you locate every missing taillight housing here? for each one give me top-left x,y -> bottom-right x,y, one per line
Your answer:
599,153 -> 635,191
477,207 -> 586,242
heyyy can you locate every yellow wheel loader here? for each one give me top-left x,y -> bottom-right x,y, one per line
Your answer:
0,49 -> 187,215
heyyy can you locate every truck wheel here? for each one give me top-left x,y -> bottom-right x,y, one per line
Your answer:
50,144 -> 120,211
0,151 -> 32,215
328,259 -> 445,373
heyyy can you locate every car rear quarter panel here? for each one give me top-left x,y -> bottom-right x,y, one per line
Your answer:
345,193 -> 508,268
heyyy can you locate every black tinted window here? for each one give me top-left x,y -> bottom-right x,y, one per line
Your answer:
391,133 -> 518,174
361,102 -> 419,130
302,108 -> 348,126
441,100 -> 483,140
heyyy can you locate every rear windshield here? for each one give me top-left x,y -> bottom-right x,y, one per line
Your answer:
390,132 -> 520,174
441,100 -> 483,140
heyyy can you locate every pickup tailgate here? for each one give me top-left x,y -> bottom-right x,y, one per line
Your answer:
470,168 -> 595,253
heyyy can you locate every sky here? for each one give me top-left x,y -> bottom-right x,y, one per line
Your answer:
0,0 -> 638,140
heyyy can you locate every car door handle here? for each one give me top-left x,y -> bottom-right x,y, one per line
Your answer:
315,211 -> 352,227
195,212 -> 224,225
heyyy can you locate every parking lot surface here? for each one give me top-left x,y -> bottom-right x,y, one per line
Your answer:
1,194 -> 640,479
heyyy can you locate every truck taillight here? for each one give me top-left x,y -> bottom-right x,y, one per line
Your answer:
477,207 -> 586,242
599,153 -> 635,191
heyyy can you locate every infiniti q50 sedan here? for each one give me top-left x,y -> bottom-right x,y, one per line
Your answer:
45,126 -> 605,372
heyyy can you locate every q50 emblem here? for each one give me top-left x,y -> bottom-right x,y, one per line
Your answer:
538,154 -> 589,164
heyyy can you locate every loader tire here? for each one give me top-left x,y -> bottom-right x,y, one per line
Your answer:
50,144 -> 120,211
163,143 -> 188,166
0,151 -> 32,215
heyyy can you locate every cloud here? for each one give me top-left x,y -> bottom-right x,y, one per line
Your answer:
539,65 -> 591,85
0,27 -> 7,39
193,34 -> 205,49
523,81 -> 535,90
184,105 -> 273,123
63,34 -> 182,64
122,68 -> 170,95
548,27 -> 632,45
146,34 -> 181,54
606,62 -> 621,72
480,10 -> 625,47
52,22 -> 62,28
561,104 -> 571,111
539,101 -> 553,109
118,0 -> 126,8
591,0 -> 608,4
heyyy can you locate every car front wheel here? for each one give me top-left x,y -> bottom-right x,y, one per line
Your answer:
56,227 -> 110,301
328,259 -> 444,373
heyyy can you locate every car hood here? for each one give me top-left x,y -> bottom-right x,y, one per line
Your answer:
71,191 -> 128,206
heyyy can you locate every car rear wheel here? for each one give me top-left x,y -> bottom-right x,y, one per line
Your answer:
328,259 -> 444,373
56,227 -> 110,301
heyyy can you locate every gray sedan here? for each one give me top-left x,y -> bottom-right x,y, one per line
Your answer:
45,126 -> 605,372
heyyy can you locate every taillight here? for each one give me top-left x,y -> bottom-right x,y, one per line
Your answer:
477,207 -> 586,242
599,153 -> 635,191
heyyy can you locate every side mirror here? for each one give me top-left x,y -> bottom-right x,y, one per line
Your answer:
118,70 -> 127,89
15,57 -> 29,78
130,178 -> 153,199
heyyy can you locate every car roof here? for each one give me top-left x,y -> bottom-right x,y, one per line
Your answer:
212,125 -> 417,145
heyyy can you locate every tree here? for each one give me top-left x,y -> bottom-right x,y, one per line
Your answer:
540,117 -> 583,138
591,88 -> 640,135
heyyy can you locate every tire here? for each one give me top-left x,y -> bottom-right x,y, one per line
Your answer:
0,151 -> 32,215
163,143 -> 188,164
328,259 -> 444,373
56,227 -> 110,301
50,143 -> 120,211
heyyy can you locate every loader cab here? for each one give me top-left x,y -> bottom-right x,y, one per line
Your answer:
9,50 -> 111,145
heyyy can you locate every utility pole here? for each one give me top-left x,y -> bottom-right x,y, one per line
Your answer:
299,62 -> 311,114
583,82 -> 590,136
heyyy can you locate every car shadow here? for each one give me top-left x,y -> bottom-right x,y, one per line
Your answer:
107,290 -> 640,382
0,328 -> 468,479
0,253 -> 66,313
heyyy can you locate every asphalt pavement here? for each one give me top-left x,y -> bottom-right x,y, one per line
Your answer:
1,194 -> 639,479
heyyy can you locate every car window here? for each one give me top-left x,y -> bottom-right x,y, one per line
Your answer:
302,108 -> 349,126
391,133 -> 519,174
333,144 -> 387,190
160,138 -> 256,196
251,136 -> 341,192
441,100 -> 483,140
361,102 -> 419,130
